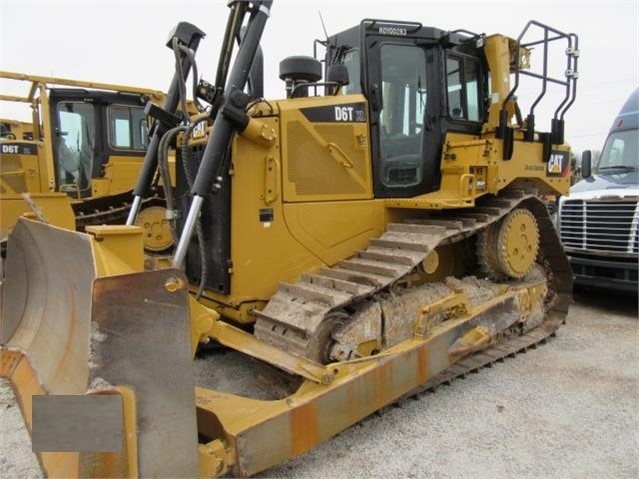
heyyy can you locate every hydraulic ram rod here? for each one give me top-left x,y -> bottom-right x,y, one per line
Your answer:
126,22 -> 205,225
173,1 -> 273,269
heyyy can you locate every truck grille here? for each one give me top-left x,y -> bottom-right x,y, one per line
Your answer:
559,199 -> 639,254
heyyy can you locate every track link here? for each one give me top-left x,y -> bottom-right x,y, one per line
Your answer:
73,194 -> 163,231
1,194 -> 167,258
255,188 -> 572,366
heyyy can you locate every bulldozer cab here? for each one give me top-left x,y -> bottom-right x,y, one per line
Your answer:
0,71 -> 173,254
0,71 -> 164,201
327,21 -> 486,198
50,89 -> 150,199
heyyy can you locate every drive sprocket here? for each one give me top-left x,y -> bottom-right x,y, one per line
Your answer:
478,208 -> 540,279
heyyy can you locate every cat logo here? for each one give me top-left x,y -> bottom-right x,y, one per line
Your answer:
547,151 -> 569,177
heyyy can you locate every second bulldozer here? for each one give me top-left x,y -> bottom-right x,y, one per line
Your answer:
0,71 -> 176,254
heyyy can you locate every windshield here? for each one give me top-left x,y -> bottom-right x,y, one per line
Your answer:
595,129 -> 638,171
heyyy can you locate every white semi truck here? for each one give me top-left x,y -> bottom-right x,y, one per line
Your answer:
557,88 -> 638,293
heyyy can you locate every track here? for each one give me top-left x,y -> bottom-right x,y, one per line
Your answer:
254,188 -> 572,371
1,193 -> 167,257
73,193 -> 163,232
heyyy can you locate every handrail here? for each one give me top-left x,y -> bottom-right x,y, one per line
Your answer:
1,70 -> 165,102
500,20 -> 579,147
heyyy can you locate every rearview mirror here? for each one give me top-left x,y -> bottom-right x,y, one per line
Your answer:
581,150 -> 592,179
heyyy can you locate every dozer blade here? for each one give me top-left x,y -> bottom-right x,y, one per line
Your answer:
1,218 -> 198,478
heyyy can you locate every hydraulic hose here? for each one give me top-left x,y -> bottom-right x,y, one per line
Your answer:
126,22 -> 205,225
173,1 -> 273,269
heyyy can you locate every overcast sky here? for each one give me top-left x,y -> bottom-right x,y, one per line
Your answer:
1,0 -> 637,154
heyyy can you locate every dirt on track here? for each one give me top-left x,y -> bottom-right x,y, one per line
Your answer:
1,290 -> 637,479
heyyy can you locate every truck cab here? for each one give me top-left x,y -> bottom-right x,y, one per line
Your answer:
557,88 -> 638,293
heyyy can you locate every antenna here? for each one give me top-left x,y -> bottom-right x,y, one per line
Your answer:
318,11 -> 329,43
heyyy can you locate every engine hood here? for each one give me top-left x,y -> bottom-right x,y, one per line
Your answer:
564,184 -> 639,202
570,170 -> 639,194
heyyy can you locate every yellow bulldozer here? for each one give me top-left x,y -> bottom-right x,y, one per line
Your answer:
0,67 -> 197,255
0,1 -> 579,477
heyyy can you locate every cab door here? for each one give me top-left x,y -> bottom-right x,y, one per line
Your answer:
49,89 -> 148,199
364,37 -> 443,198
361,30 -> 486,199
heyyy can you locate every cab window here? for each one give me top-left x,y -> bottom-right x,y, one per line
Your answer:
337,48 -> 361,95
56,102 -> 95,193
446,54 -> 482,122
379,43 -> 427,187
597,130 -> 638,170
109,105 -> 149,150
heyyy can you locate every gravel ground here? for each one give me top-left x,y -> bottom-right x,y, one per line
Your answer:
1,290 -> 637,478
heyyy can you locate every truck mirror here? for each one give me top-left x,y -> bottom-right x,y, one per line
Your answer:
581,150 -> 592,179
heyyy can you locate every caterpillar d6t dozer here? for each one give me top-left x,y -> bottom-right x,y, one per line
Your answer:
0,1 -> 579,477
0,62 -> 204,256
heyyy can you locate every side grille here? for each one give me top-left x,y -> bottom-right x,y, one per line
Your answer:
176,144 -> 231,295
286,121 -> 367,197
559,199 -> 639,255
